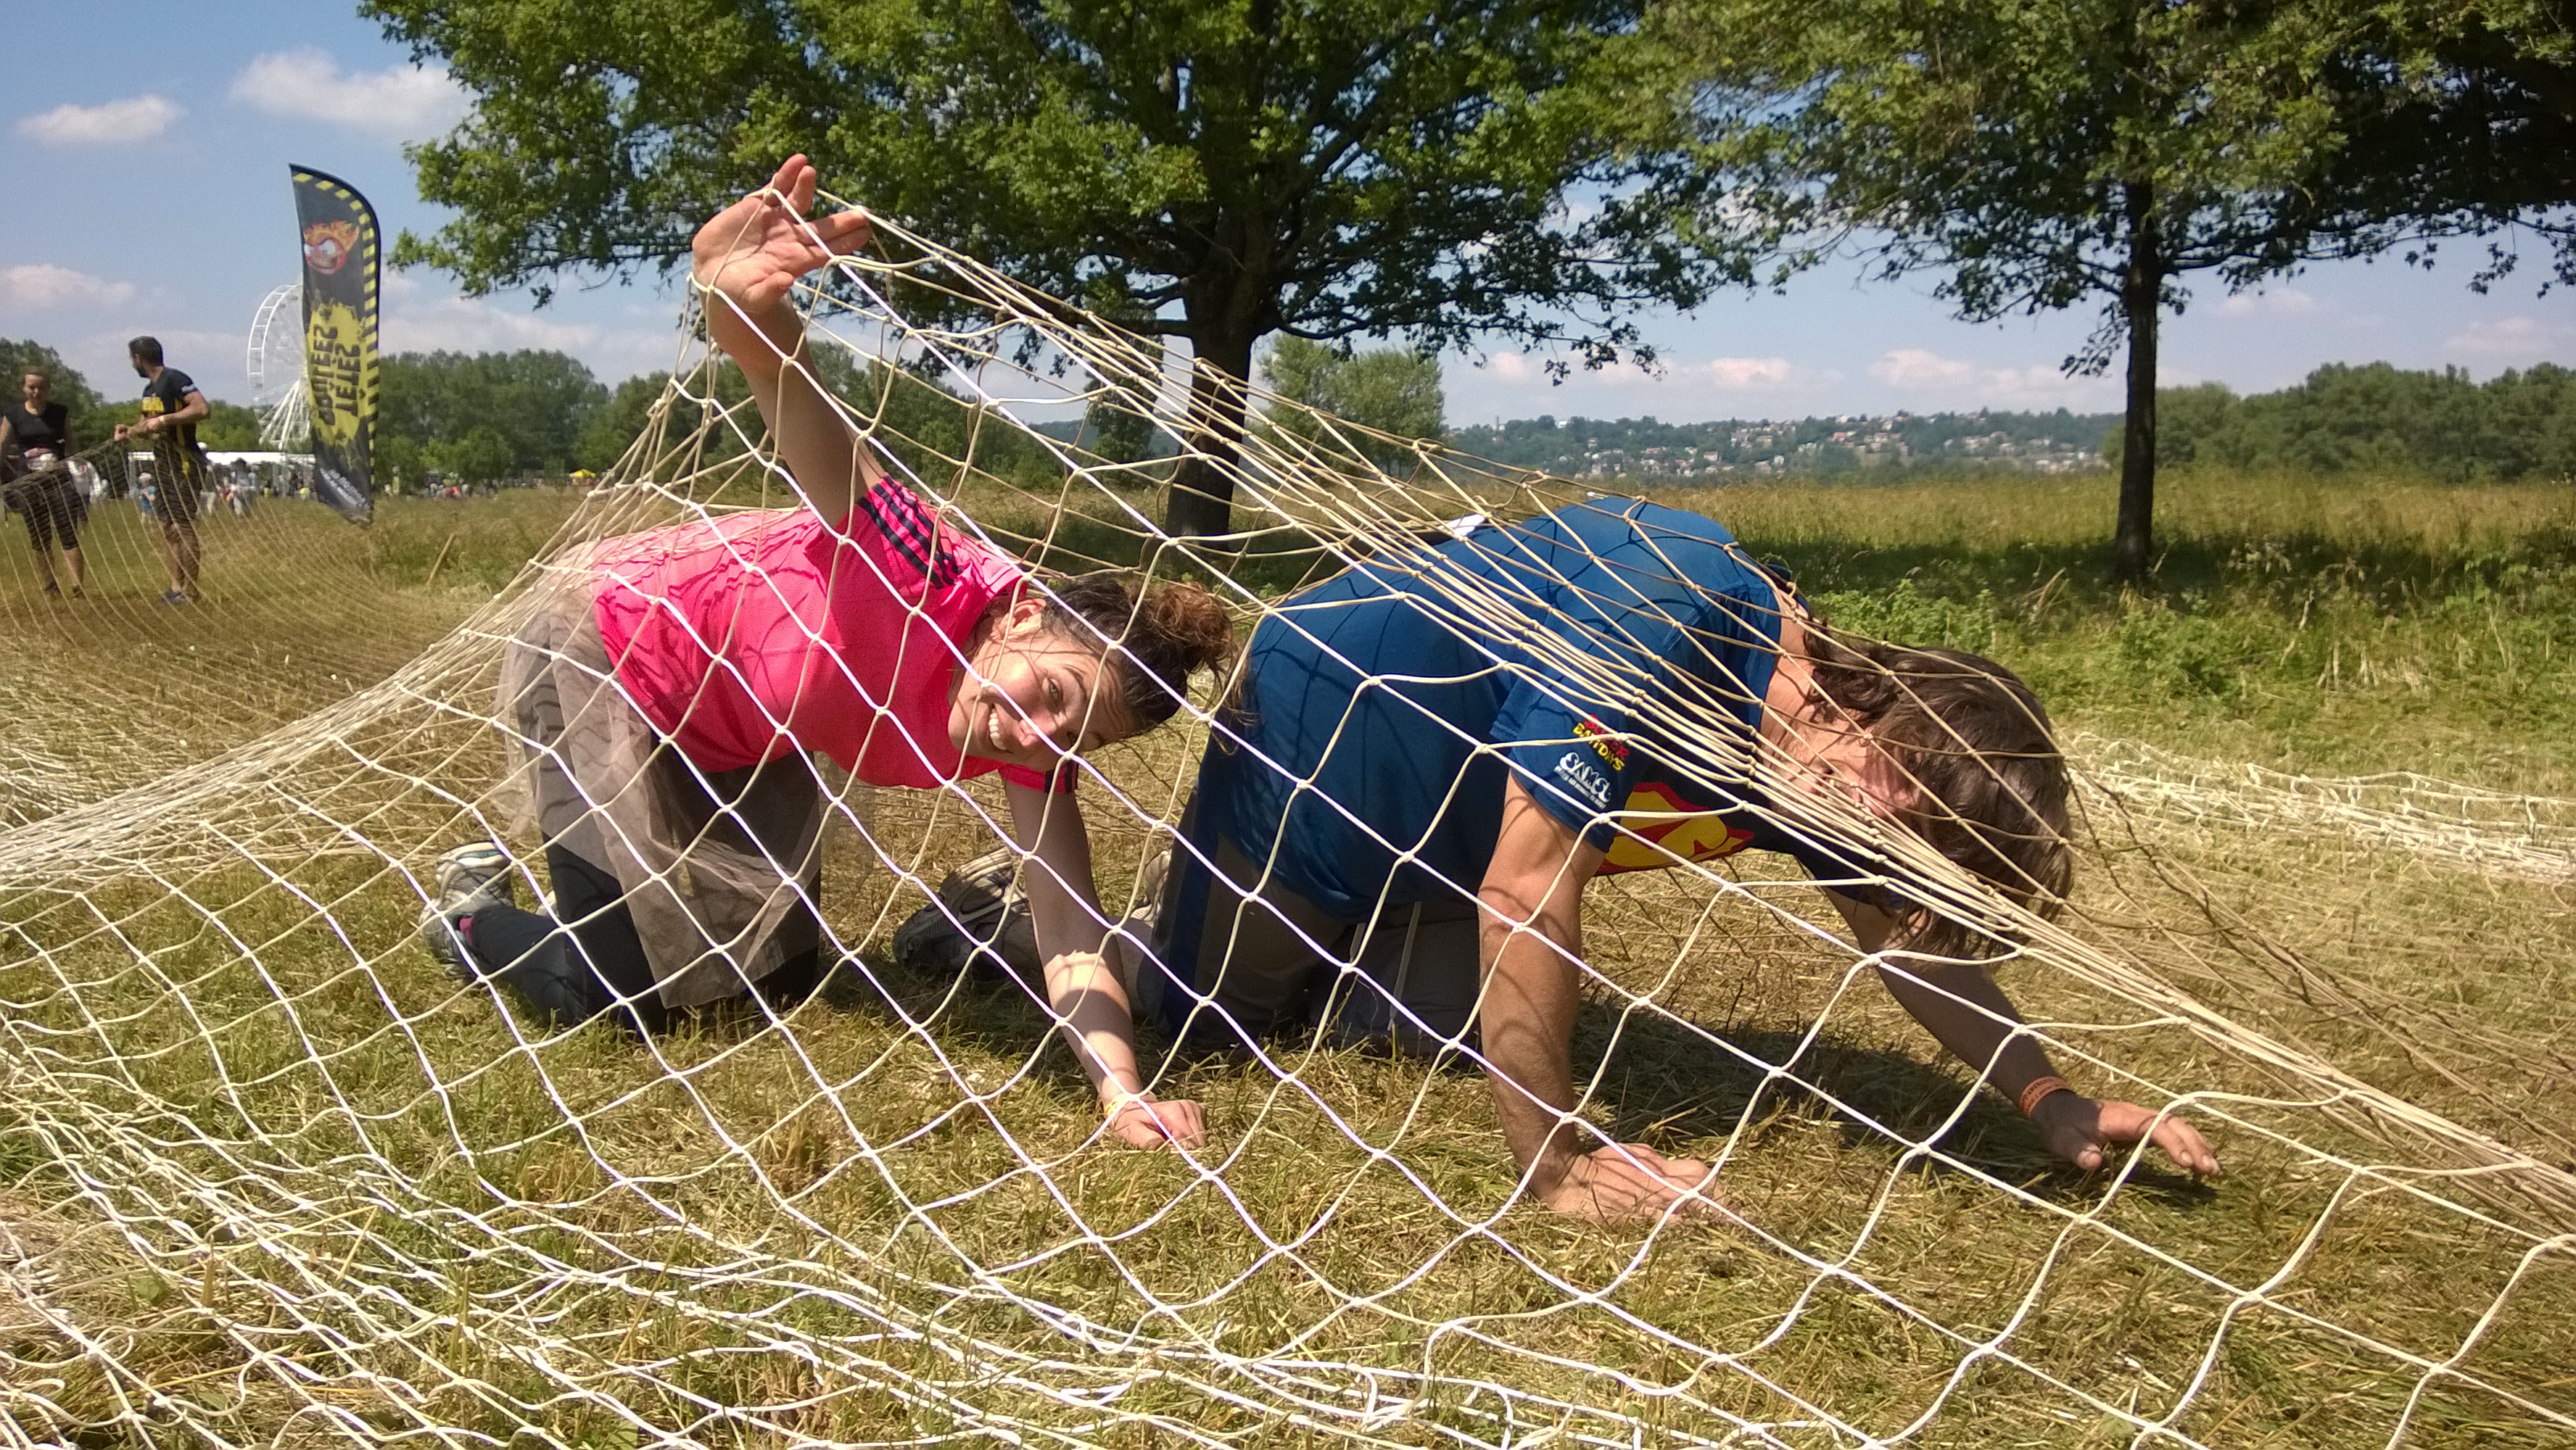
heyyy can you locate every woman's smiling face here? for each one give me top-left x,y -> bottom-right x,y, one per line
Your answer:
948,598 -> 1126,771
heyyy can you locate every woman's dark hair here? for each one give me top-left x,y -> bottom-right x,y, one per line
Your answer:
1041,573 -> 1237,734
1804,626 -> 2073,955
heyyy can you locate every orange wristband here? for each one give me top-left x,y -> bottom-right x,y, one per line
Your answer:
2017,1076 -> 2073,1117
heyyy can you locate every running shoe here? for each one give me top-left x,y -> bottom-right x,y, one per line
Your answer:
417,841 -> 519,980
892,845 -> 1039,983
157,589 -> 190,607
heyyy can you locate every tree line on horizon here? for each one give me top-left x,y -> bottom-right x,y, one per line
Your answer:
18,329 -> 2574,497
0,339 -> 645,481
2111,362 -> 2576,483
1437,363 -> 2576,486
1451,407 -> 2115,478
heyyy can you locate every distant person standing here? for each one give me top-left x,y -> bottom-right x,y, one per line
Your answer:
0,369 -> 85,598
113,336 -> 206,605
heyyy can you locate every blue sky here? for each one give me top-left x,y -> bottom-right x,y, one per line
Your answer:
7,1 -> 2569,425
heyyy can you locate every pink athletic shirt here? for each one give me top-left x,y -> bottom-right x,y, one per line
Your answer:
590,478 -> 1062,792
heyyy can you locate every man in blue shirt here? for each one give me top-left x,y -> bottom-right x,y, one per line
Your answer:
1136,497 -> 2217,1220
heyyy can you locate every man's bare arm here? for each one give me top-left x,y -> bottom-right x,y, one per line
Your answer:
1479,775 -> 1721,1221
1825,892 -> 2219,1177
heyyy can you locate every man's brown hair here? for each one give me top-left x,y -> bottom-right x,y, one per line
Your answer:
1805,628 -> 2073,956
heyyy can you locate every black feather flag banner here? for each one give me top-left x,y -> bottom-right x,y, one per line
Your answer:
290,166 -> 379,523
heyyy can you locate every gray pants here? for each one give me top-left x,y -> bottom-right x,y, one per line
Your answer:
1144,829 -> 1485,1056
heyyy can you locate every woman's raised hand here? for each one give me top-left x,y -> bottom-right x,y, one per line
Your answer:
690,155 -> 872,362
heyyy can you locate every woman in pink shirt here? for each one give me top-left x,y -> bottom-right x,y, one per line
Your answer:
419,158 -> 1228,1150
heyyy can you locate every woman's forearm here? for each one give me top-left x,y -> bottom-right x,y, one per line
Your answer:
706,298 -> 871,525
1007,784 -> 1152,1103
1042,951 -> 1149,1098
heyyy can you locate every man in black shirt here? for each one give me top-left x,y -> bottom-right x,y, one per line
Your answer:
114,335 -> 206,604
0,368 -> 86,597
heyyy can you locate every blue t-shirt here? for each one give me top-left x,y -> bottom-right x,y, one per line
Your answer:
1197,497 -> 1894,921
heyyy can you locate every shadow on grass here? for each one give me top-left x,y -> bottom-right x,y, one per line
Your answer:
820,950 -> 2213,1208
1585,1002 -> 2217,1208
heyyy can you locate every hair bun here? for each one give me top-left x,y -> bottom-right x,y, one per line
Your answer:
1041,571 -> 1240,733
1134,579 -> 1236,678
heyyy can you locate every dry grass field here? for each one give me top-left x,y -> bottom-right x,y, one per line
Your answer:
0,465 -> 2568,1447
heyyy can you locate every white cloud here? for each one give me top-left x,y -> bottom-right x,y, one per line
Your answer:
1478,352 -> 1834,394
62,328 -> 247,405
1866,348 -> 2116,407
230,48 -> 469,141
0,264 -> 136,310
2442,315 -> 2572,367
1688,356 -> 1842,392
388,297 -> 608,355
15,94 -> 181,146
1867,348 -> 1978,389
1697,356 -> 1796,389
2216,286 -> 2319,318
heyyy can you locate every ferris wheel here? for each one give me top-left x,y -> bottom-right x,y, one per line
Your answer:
245,283 -> 310,450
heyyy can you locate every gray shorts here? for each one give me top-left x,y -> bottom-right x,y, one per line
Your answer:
1144,824 -> 1484,1057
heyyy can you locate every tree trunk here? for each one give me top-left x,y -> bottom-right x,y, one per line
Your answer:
2114,180 -> 2163,587
1163,327 -> 1259,539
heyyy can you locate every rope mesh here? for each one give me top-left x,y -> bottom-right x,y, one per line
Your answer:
0,203 -> 2570,1448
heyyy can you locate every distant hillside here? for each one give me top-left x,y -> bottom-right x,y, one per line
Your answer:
1448,409 -> 2117,481
1020,407 -> 2118,480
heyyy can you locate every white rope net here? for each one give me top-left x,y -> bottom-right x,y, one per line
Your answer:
1,204 -> 2572,1449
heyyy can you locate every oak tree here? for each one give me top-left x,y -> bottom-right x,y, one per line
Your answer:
370,0 -> 1722,535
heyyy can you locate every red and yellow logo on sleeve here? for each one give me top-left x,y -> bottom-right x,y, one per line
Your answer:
1598,780 -> 1754,874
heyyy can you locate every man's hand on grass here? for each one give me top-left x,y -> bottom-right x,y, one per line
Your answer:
2034,1093 -> 2221,1177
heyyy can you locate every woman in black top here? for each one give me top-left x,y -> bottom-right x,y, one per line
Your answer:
0,370 -> 84,597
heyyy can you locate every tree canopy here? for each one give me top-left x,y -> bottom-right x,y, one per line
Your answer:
199,402 -> 268,452
2298,1 -> 2576,290
1635,0 -> 2512,582
579,373 -> 685,473
379,349 -> 610,479
368,0 -> 1727,534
